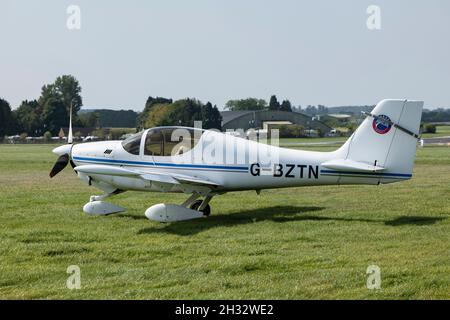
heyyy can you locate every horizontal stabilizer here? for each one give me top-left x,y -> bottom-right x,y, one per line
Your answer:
321,159 -> 385,172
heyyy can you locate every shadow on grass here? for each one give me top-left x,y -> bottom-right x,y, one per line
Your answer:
136,205 -> 447,236
113,213 -> 149,221
384,216 -> 446,226
137,205 -> 322,236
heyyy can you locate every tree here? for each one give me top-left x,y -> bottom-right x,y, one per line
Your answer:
224,98 -> 267,111
2,75 -> 83,136
38,75 -> 82,117
19,132 -> 28,141
421,108 -> 450,122
292,105 -> 302,113
138,96 -> 173,129
268,95 -> 280,111
36,75 -> 83,135
43,131 -> 52,142
201,102 -> 222,130
280,100 -> 292,112
305,105 -> 318,115
140,98 -> 222,130
15,100 -> 42,135
346,122 -> 358,134
42,98 -> 68,135
273,124 -> 305,138
423,123 -> 436,134
79,112 -> 99,128
53,75 -> 83,115
92,109 -> 138,127
142,103 -> 175,128
317,105 -> 328,115
0,98 -> 17,138
169,98 -> 203,127
145,96 -> 173,110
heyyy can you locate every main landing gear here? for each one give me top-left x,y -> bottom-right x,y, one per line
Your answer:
189,200 -> 211,216
82,189 -> 214,222
145,193 -> 215,222
182,193 -> 213,216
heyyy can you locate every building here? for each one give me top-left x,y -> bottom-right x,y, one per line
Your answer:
318,114 -> 352,122
221,110 -> 332,134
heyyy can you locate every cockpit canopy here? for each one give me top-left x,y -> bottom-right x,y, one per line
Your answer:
121,131 -> 143,155
121,127 -> 203,156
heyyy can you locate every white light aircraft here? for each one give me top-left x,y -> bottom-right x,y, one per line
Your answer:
50,99 -> 423,222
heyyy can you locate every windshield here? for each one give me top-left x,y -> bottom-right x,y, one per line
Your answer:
144,128 -> 203,156
121,131 -> 143,155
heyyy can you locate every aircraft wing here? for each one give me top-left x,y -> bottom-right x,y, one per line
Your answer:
74,164 -> 220,187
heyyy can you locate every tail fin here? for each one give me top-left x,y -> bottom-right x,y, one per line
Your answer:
337,99 -> 423,181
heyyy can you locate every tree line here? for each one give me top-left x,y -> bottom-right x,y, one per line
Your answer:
223,95 -> 337,116
421,108 -> 450,123
79,109 -> 139,128
0,75 -> 223,139
0,75 -> 83,137
225,95 -> 293,112
2,74 -> 450,140
137,96 -> 222,130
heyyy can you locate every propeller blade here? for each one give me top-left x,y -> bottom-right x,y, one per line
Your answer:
49,154 -> 69,178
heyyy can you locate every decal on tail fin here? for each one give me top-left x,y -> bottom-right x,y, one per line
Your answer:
372,114 -> 392,134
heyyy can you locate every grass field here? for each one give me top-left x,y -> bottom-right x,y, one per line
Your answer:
278,137 -> 346,146
0,143 -> 449,299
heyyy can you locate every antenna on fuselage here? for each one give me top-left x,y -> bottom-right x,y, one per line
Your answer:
49,101 -> 75,178
68,102 -> 73,144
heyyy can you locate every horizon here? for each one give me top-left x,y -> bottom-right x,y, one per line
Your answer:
1,1 -> 450,111
78,102 -> 449,113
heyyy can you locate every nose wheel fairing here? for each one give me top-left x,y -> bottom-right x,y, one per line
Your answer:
83,189 -> 126,216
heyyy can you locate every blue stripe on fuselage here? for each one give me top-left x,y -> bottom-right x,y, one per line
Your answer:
72,156 -> 249,172
320,169 -> 412,178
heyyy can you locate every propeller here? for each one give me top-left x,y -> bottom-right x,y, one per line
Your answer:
50,153 -> 70,178
50,103 -> 74,178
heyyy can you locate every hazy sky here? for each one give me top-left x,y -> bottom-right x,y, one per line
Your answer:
1,0 -> 449,111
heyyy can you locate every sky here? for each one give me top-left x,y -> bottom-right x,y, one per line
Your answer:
1,0 -> 450,111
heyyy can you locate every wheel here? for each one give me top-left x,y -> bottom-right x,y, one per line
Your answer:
190,200 -> 211,216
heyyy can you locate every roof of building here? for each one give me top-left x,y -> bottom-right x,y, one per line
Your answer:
221,110 -> 315,124
326,113 -> 352,119
220,109 -> 332,131
220,111 -> 254,124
